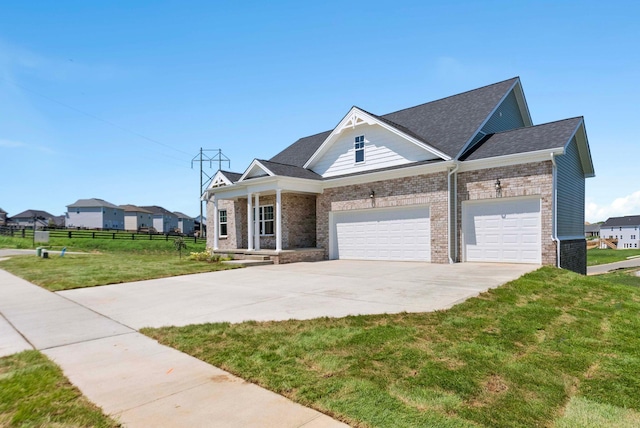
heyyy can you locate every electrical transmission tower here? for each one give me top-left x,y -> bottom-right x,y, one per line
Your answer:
191,148 -> 230,237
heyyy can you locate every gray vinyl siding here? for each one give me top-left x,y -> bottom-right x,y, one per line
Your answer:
480,90 -> 526,134
556,137 -> 585,238
464,90 -> 526,156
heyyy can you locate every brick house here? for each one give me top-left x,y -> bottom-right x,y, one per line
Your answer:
205,78 -> 594,273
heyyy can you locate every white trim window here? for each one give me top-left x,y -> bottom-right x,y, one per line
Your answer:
259,205 -> 274,235
219,209 -> 228,237
354,135 -> 365,163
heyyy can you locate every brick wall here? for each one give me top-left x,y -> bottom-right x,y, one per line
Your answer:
206,198 -> 239,250
281,193 -> 316,248
209,193 -> 317,251
456,161 -> 556,266
317,172 -> 449,262
559,239 -> 587,274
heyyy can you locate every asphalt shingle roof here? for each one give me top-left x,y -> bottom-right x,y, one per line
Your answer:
67,198 -> 121,209
268,78 -> 519,168
219,170 -> 243,183
11,209 -> 56,219
140,206 -> 177,217
602,215 -> 640,228
257,160 -> 323,180
461,117 -> 582,161
120,204 -> 153,214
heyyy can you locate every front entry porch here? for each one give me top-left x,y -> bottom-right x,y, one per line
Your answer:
213,248 -> 325,265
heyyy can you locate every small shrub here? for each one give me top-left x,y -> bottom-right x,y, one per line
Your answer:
188,249 -> 225,263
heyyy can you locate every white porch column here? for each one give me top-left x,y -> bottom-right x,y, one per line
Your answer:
213,196 -> 219,250
247,192 -> 254,250
276,189 -> 282,252
254,193 -> 261,250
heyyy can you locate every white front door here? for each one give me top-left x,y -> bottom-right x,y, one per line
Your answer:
331,206 -> 431,261
463,197 -> 541,264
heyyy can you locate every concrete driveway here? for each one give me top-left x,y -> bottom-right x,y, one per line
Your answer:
59,260 -> 538,329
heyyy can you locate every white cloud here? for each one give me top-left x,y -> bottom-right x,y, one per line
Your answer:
586,190 -> 640,222
0,138 -> 53,154
0,138 -> 25,148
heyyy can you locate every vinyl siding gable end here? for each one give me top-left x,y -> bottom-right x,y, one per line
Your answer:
557,137 -> 585,238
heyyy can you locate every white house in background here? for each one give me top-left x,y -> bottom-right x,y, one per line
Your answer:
0,207 -> 7,226
120,204 -> 154,231
9,209 -> 57,228
600,215 -> 640,249
140,206 -> 179,233
66,198 -> 125,230
174,211 -> 195,235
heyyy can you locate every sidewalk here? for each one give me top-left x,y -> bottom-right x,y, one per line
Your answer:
0,269 -> 348,427
587,257 -> 640,275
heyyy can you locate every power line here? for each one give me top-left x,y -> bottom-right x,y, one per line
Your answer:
191,148 -> 230,237
1,77 -> 192,156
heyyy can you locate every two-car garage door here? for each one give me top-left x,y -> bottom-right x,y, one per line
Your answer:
462,197 -> 541,264
331,206 -> 431,262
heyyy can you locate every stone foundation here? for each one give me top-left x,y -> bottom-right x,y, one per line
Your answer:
559,239 -> 587,275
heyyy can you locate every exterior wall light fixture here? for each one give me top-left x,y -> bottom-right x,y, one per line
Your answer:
495,178 -> 502,197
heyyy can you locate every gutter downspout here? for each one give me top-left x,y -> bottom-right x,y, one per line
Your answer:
550,153 -> 560,268
448,161 -> 460,264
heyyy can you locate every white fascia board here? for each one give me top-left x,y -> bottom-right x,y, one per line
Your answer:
207,176 -> 323,200
513,80 -> 533,127
303,107 -> 450,170
322,161 -> 454,189
239,159 -> 275,182
457,148 -> 565,173
207,170 -> 233,189
570,120 -> 595,178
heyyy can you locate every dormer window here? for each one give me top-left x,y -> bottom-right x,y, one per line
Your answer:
355,135 -> 365,163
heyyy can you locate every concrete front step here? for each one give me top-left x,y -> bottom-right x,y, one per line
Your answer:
222,259 -> 274,267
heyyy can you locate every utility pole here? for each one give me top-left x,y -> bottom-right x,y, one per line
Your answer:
191,148 -> 230,238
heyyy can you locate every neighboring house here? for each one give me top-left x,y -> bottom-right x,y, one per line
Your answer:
584,223 -> 600,238
66,198 -> 125,230
205,77 -> 595,274
121,204 -> 154,231
194,215 -> 206,236
174,212 -> 195,235
140,206 -> 179,233
0,208 -> 7,226
9,209 -> 57,228
600,215 -> 640,249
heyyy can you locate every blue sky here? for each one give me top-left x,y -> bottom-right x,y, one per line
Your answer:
0,1 -> 638,222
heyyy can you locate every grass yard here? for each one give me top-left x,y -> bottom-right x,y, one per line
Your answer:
587,248 -> 640,266
143,267 -> 640,428
0,234 -> 208,254
0,351 -> 120,427
0,253 -> 237,291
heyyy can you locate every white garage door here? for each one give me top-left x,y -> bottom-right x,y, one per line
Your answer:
331,206 -> 430,262
463,198 -> 541,264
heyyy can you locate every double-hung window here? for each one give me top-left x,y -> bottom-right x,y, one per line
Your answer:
259,205 -> 274,235
354,135 -> 365,163
219,210 -> 228,237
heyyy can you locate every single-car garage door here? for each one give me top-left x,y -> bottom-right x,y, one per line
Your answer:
463,197 -> 541,264
331,206 -> 430,261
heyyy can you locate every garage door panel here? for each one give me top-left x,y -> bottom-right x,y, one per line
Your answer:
464,198 -> 541,264
333,206 -> 430,262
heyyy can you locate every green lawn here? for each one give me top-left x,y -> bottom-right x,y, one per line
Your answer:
0,253 -> 237,291
587,248 -> 640,266
0,234 -> 208,254
143,267 -> 640,428
0,351 -> 120,427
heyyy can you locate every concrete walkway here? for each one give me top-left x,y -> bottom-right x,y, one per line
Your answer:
587,257 -> 640,275
0,269 -> 347,427
57,260 -> 537,329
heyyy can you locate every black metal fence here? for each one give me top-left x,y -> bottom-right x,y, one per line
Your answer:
0,226 -> 207,244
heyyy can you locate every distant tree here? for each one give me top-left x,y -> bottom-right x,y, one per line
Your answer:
173,236 -> 187,259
